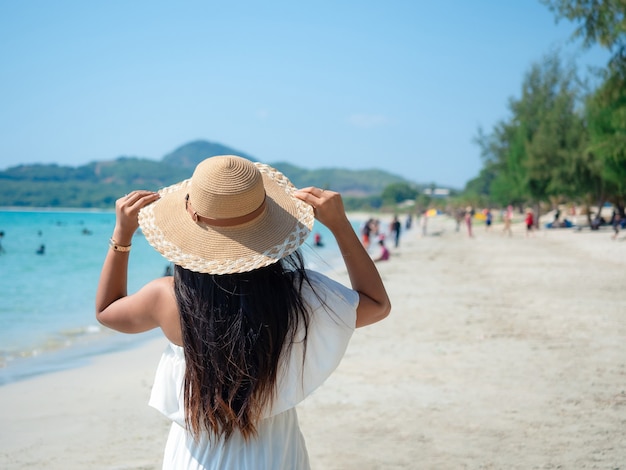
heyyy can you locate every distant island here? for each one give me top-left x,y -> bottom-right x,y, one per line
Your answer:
0,140 -> 423,209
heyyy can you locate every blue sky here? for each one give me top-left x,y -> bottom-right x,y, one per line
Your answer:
0,1 -> 611,188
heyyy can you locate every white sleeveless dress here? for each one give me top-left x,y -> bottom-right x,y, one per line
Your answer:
149,270 -> 359,469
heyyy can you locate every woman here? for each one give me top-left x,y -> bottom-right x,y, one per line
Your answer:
502,205 -> 513,237
525,208 -> 534,237
95,155 -> 390,469
464,206 -> 474,238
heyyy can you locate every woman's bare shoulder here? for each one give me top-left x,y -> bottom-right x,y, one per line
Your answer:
144,276 -> 182,344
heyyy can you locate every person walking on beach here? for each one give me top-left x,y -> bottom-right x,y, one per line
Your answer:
553,207 -> 561,226
421,210 -> 429,237
390,215 -> 401,248
502,205 -> 513,237
95,155 -> 391,469
612,210 -> 621,240
454,208 -> 463,232
465,206 -> 474,238
485,209 -> 492,232
525,208 -> 534,237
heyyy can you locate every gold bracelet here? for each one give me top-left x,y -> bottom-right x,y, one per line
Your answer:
109,238 -> 132,252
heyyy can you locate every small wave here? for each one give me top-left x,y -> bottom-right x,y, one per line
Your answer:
0,325 -> 114,369
0,328 -> 159,385
58,324 -> 103,338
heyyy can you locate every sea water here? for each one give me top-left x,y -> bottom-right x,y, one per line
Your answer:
0,209 -> 360,385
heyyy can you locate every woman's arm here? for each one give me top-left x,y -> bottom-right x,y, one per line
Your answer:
95,190 -> 163,332
294,187 -> 391,327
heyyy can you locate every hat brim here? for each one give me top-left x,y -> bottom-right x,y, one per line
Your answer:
138,162 -> 314,274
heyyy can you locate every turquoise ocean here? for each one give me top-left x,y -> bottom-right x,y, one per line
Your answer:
0,209 -> 357,386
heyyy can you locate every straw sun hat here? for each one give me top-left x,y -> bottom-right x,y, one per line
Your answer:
138,155 -> 314,275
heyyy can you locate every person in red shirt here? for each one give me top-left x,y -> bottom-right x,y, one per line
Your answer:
525,209 -> 534,237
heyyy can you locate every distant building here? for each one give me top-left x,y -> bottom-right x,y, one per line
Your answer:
422,188 -> 450,198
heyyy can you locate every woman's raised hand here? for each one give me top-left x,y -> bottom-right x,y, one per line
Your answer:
294,187 -> 350,233
294,186 -> 390,327
112,190 -> 160,245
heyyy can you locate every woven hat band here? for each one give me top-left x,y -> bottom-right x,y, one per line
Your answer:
185,193 -> 267,227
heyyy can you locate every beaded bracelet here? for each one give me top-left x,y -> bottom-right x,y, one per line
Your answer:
109,238 -> 132,252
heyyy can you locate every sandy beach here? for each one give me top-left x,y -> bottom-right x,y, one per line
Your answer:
1,216 -> 625,469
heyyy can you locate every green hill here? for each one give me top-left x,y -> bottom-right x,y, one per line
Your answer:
0,140 -> 414,208
162,140 -> 257,169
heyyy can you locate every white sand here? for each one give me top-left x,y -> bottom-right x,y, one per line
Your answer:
1,218 -> 625,469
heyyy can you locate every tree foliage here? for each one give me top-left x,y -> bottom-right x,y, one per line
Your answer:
586,68 -> 626,203
381,182 -> 419,205
472,52 -> 587,209
522,56 -> 587,201
541,0 -> 626,209
541,0 -> 626,68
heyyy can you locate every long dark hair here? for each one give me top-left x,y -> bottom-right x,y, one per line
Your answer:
173,251 -> 311,441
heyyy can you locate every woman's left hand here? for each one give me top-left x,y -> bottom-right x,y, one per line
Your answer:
294,187 -> 349,232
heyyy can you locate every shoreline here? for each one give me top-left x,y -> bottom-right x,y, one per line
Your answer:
0,328 -> 160,386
